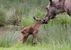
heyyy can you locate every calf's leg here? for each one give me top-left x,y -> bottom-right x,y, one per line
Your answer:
32,31 -> 38,44
22,33 -> 29,43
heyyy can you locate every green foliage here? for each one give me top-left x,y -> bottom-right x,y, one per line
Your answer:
0,0 -> 71,50
41,13 -> 71,44
21,17 -> 34,27
52,13 -> 71,25
0,43 -> 71,50
34,7 -> 45,18
0,0 -> 48,25
0,8 -> 6,26
0,28 -> 20,47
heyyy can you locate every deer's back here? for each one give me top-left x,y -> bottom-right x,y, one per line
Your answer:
64,0 -> 71,12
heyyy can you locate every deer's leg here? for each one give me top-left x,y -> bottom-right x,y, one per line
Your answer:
32,30 -> 38,44
21,30 -> 29,43
22,33 -> 29,43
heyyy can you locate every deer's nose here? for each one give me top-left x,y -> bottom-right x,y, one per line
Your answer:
42,19 -> 48,24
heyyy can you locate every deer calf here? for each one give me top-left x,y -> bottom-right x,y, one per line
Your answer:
20,17 -> 43,44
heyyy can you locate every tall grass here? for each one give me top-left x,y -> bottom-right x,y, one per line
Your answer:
0,0 -> 71,50
1,13 -> 71,48
0,28 -> 20,47
0,0 -> 48,25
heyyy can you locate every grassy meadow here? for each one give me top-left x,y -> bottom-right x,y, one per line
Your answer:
0,0 -> 71,50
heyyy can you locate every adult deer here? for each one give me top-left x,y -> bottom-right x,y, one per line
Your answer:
42,0 -> 71,24
21,17 -> 43,44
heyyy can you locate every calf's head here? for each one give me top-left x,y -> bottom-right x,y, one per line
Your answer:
33,16 -> 43,24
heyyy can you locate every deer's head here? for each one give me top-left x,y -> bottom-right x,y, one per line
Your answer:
42,0 -> 65,24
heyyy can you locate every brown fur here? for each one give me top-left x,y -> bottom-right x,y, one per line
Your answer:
42,0 -> 71,24
21,17 -> 43,44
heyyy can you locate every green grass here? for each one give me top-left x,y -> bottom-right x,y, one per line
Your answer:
0,14 -> 71,50
0,0 -> 48,25
0,0 -> 71,50
0,43 -> 71,50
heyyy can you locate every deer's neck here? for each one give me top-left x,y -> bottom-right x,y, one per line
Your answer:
32,22 -> 42,30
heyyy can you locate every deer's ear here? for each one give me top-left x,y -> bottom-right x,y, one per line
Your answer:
33,16 -> 36,20
33,16 -> 41,21
49,0 -> 52,2
33,16 -> 38,21
59,0 -> 61,2
49,0 -> 53,6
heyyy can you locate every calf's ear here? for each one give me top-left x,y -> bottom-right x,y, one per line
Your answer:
33,16 -> 39,21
